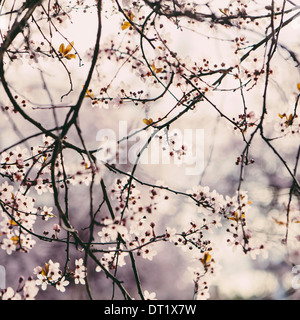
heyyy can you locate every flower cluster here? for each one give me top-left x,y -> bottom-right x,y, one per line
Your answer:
33,258 -> 87,293
0,182 -> 37,254
96,177 -> 165,266
187,185 -> 263,255
73,259 -> 87,285
34,260 -> 68,292
0,146 -> 32,183
0,277 -> 39,300
96,247 -> 129,272
153,129 -> 190,164
0,133 -> 103,195
94,177 -> 261,298
275,112 -> 300,136
0,136 -> 55,190
232,111 -> 258,133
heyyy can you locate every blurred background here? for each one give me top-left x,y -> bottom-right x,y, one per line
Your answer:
0,0 -> 300,299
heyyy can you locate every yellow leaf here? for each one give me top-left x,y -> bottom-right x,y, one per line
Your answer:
121,21 -> 131,30
272,217 -> 286,226
278,113 -> 285,119
65,41 -> 74,54
59,43 -> 65,54
127,11 -> 134,20
219,8 -> 229,15
230,211 -> 239,221
85,90 -> 94,99
11,235 -> 20,244
297,83 -> 300,91
143,118 -> 153,125
200,252 -> 211,267
64,53 -> 76,60
151,63 -> 162,74
9,219 -> 18,226
59,41 -> 75,59
285,114 -> 293,127
41,263 -> 49,277
83,86 -> 95,99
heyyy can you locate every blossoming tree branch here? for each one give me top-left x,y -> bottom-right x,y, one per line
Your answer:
0,0 -> 300,300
